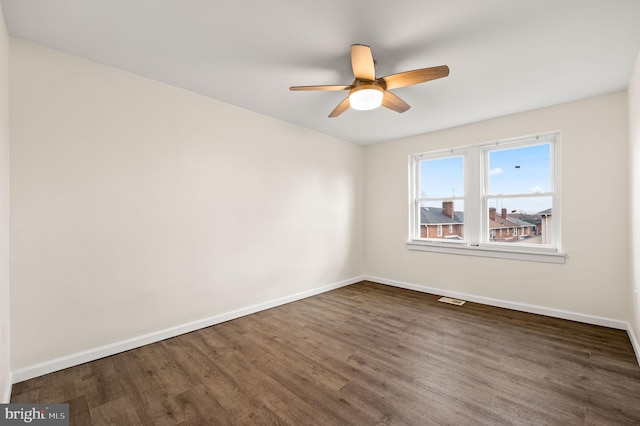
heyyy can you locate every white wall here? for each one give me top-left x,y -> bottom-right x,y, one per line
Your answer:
365,92 -> 629,321
6,34 -> 637,380
630,50 -> 640,353
0,4 -> 11,403
9,39 -> 364,370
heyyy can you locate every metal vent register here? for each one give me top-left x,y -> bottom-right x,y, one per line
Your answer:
438,297 -> 466,306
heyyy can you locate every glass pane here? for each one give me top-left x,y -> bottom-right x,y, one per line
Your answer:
488,144 -> 550,195
419,200 -> 465,240
487,197 -> 552,245
420,156 -> 464,198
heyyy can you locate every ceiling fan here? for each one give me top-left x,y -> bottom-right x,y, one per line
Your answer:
290,44 -> 449,117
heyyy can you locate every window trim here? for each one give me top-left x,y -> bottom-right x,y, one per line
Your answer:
407,132 -> 564,264
406,240 -> 566,263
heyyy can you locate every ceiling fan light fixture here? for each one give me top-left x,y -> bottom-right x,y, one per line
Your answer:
290,44 -> 449,117
349,85 -> 383,111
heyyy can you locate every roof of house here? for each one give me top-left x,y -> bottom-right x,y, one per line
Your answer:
420,207 -> 464,225
421,206 -> 536,229
506,216 -> 534,227
490,214 -> 535,229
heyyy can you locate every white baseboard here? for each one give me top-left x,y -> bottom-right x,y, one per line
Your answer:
364,275 -> 628,330
12,276 -> 365,384
2,372 -> 11,403
12,275 -> 638,384
628,324 -> 640,367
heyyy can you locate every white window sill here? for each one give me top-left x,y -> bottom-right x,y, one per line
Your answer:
407,240 -> 566,264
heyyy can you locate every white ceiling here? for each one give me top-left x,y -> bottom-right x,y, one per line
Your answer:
2,0 -> 640,145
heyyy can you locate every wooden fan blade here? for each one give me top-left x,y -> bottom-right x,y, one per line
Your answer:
381,90 -> 410,113
328,97 -> 351,118
351,44 -> 375,81
380,65 -> 449,90
289,85 -> 351,91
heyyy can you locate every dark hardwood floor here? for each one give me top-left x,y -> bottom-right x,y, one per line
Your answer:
11,281 -> 640,425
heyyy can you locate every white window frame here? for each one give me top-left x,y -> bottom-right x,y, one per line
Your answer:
437,224 -> 443,237
408,132 -> 564,264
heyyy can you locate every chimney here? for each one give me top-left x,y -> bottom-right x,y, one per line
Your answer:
442,200 -> 454,218
489,207 -> 496,221
501,208 -> 507,219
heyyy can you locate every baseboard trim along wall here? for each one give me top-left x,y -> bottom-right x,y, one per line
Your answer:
2,373 -> 11,403
11,274 -> 639,384
628,324 -> 640,367
364,275 -> 629,330
11,276 -> 365,384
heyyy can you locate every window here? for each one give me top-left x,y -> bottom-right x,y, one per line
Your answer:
408,132 -> 563,263
414,154 -> 465,242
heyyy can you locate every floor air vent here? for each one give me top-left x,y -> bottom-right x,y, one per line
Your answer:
438,297 -> 466,306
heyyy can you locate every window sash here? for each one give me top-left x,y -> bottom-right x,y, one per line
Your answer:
411,150 -> 466,243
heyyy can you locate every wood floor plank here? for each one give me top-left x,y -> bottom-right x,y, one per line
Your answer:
89,395 -> 144,426
162,336 -> 278,424
10,281 -> 640,425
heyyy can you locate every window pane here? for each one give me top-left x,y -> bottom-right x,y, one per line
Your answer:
487,197 -> 552,245
420,156 -> 464,198
419,200 -> 464,240
488,144 -> 550,195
